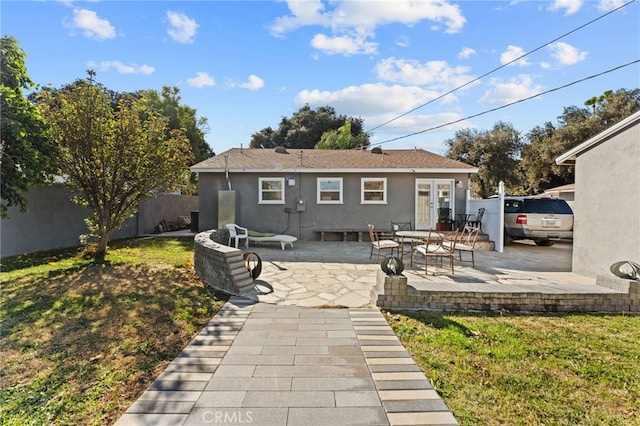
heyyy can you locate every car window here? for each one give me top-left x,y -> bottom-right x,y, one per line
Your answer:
523,199 -> 573,214
504,199 -> 523,213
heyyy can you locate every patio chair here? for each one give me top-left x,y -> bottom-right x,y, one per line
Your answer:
445,225 -> 479,267
466,208 -> 485,232
225,223 -> 249,248
414,230 -> 458,275
367,224 -> 400,263
391,221 -> 422,258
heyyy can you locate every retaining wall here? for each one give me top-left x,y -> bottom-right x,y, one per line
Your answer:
193,230 -> 254,295
376,271 -> 640,313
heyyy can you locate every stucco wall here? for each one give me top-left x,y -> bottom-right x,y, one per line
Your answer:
572,126 -> 640,278
1,185 -> 198,257
197,172 -> 471,240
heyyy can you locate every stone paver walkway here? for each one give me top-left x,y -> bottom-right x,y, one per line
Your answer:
116,297 -> 458,426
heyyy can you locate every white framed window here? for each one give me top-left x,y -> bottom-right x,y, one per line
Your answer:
258,177 -> 285,204
317,177 -> 343,204
361,177 -> 387,204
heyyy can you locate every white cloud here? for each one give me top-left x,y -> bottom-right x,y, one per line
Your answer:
240,75 -> 265,90
187,72 -> 215,88
294,82 -> 470,136
269,0 -> 466,56
375,57 -> 475,91
547,42 -> 587,65
548,0 -> 583,15
227,75 -> 265,90
69,8 -> 116,40
597,0 -> 626,11
396,36 -> 410,48
458,47 -> 476,60
311,33 -> 377,56
88,60 -> 154,75
500,45 -> 531,66
166,11 -> 198,44
479,75 -> 544,105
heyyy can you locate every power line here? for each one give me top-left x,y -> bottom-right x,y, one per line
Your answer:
369,59 -> 640,147
365,0 -> 637,134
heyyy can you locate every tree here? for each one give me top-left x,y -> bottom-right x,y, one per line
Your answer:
315,120 -> 369,149
134,86 -> 213,162
445,122 -> 523,198
520,88 -> 640,194
249,105 -> 369,149
1,35 -> 58,217
38,73 -> 193,258
133,86 -> 213,194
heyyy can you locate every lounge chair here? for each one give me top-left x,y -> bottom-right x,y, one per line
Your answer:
247,231 -> 297,250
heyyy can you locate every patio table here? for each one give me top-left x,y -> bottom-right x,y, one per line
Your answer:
395,230 -> 444,262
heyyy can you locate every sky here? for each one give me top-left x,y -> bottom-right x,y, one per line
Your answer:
2,0 -> 639,156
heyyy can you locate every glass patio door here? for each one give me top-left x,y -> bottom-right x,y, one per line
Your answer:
415,179 -> 454,230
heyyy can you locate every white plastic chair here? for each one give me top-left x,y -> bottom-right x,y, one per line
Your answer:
225,224 -> 249,248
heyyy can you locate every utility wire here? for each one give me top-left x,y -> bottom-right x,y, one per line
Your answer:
369,59 -> 640,147
365,0 -> 636,134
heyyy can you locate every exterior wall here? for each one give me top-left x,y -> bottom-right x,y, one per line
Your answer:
376,271 -> 640,313
1,185 -> 198,257
572,128 -> 640,278
197,171 -> 471,240
138,194 -> 199,234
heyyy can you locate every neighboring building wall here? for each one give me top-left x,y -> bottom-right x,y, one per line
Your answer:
1,185 -> 198,257
138,194 -> 199,235
573,128 -> 640,278
197,172 -> 470,240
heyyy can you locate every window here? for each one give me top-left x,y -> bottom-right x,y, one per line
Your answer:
317,178 -> 343,204
259,177 -> 285,204
361,178 -> 387,204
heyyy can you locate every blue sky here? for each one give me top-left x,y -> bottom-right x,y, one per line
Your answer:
3,0 -> 638,156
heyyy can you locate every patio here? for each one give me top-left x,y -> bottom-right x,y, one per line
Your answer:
235,239 -> 618,309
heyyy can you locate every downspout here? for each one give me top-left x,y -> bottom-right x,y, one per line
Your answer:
224,154 -> 231,190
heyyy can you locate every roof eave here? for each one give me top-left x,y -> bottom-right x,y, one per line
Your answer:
191,167 -> 478,174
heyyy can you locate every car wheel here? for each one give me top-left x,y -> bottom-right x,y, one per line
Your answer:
534,239 -> 554,246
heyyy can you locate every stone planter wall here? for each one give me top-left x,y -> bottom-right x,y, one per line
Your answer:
376,271 -> 640,313
193,230 -> 254,295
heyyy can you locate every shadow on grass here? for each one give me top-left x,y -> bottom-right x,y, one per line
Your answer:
0,251 -> 228,425
395,310 -> 474,337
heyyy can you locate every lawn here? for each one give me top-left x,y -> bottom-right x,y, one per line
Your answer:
387,310 -> 640,426
0,237 -> 228,426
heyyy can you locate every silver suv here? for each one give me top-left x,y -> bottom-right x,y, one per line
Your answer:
504,196 -> 573,246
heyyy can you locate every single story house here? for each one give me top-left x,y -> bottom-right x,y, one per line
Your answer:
541,183 -> 575,209
556,110 -> 640,278
191,147 -> 478,241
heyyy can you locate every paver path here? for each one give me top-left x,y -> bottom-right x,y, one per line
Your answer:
116,297 -> 458,426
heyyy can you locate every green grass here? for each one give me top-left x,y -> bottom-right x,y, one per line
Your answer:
1,237 -> 228,425
386,311 -> 640,426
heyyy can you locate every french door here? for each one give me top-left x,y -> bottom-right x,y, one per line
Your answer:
415,179 -> 454,230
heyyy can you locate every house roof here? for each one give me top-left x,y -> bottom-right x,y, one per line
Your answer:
556,110 -> 640,165
542,183 -> 575,194
191,147 -> 479,174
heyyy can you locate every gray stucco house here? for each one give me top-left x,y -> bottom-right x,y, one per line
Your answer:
556,110 -> 640,278
191,147 -> 478,241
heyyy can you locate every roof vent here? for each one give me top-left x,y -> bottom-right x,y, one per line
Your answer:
274,146 -> 288,154
371,147 -> 382,154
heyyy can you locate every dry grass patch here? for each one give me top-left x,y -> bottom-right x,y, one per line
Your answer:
1,238 -> 228,425
386,311 -> 640,426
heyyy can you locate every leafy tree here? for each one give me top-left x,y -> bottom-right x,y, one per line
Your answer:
315,120 -> 369,149
133,86 -> 213,194
520,88 -> 640,194
249,105 -> 369,149
134,86 -> 213,162
38,73 -> 193,258
445,122 -> 523,198
0,35 -> 58,217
